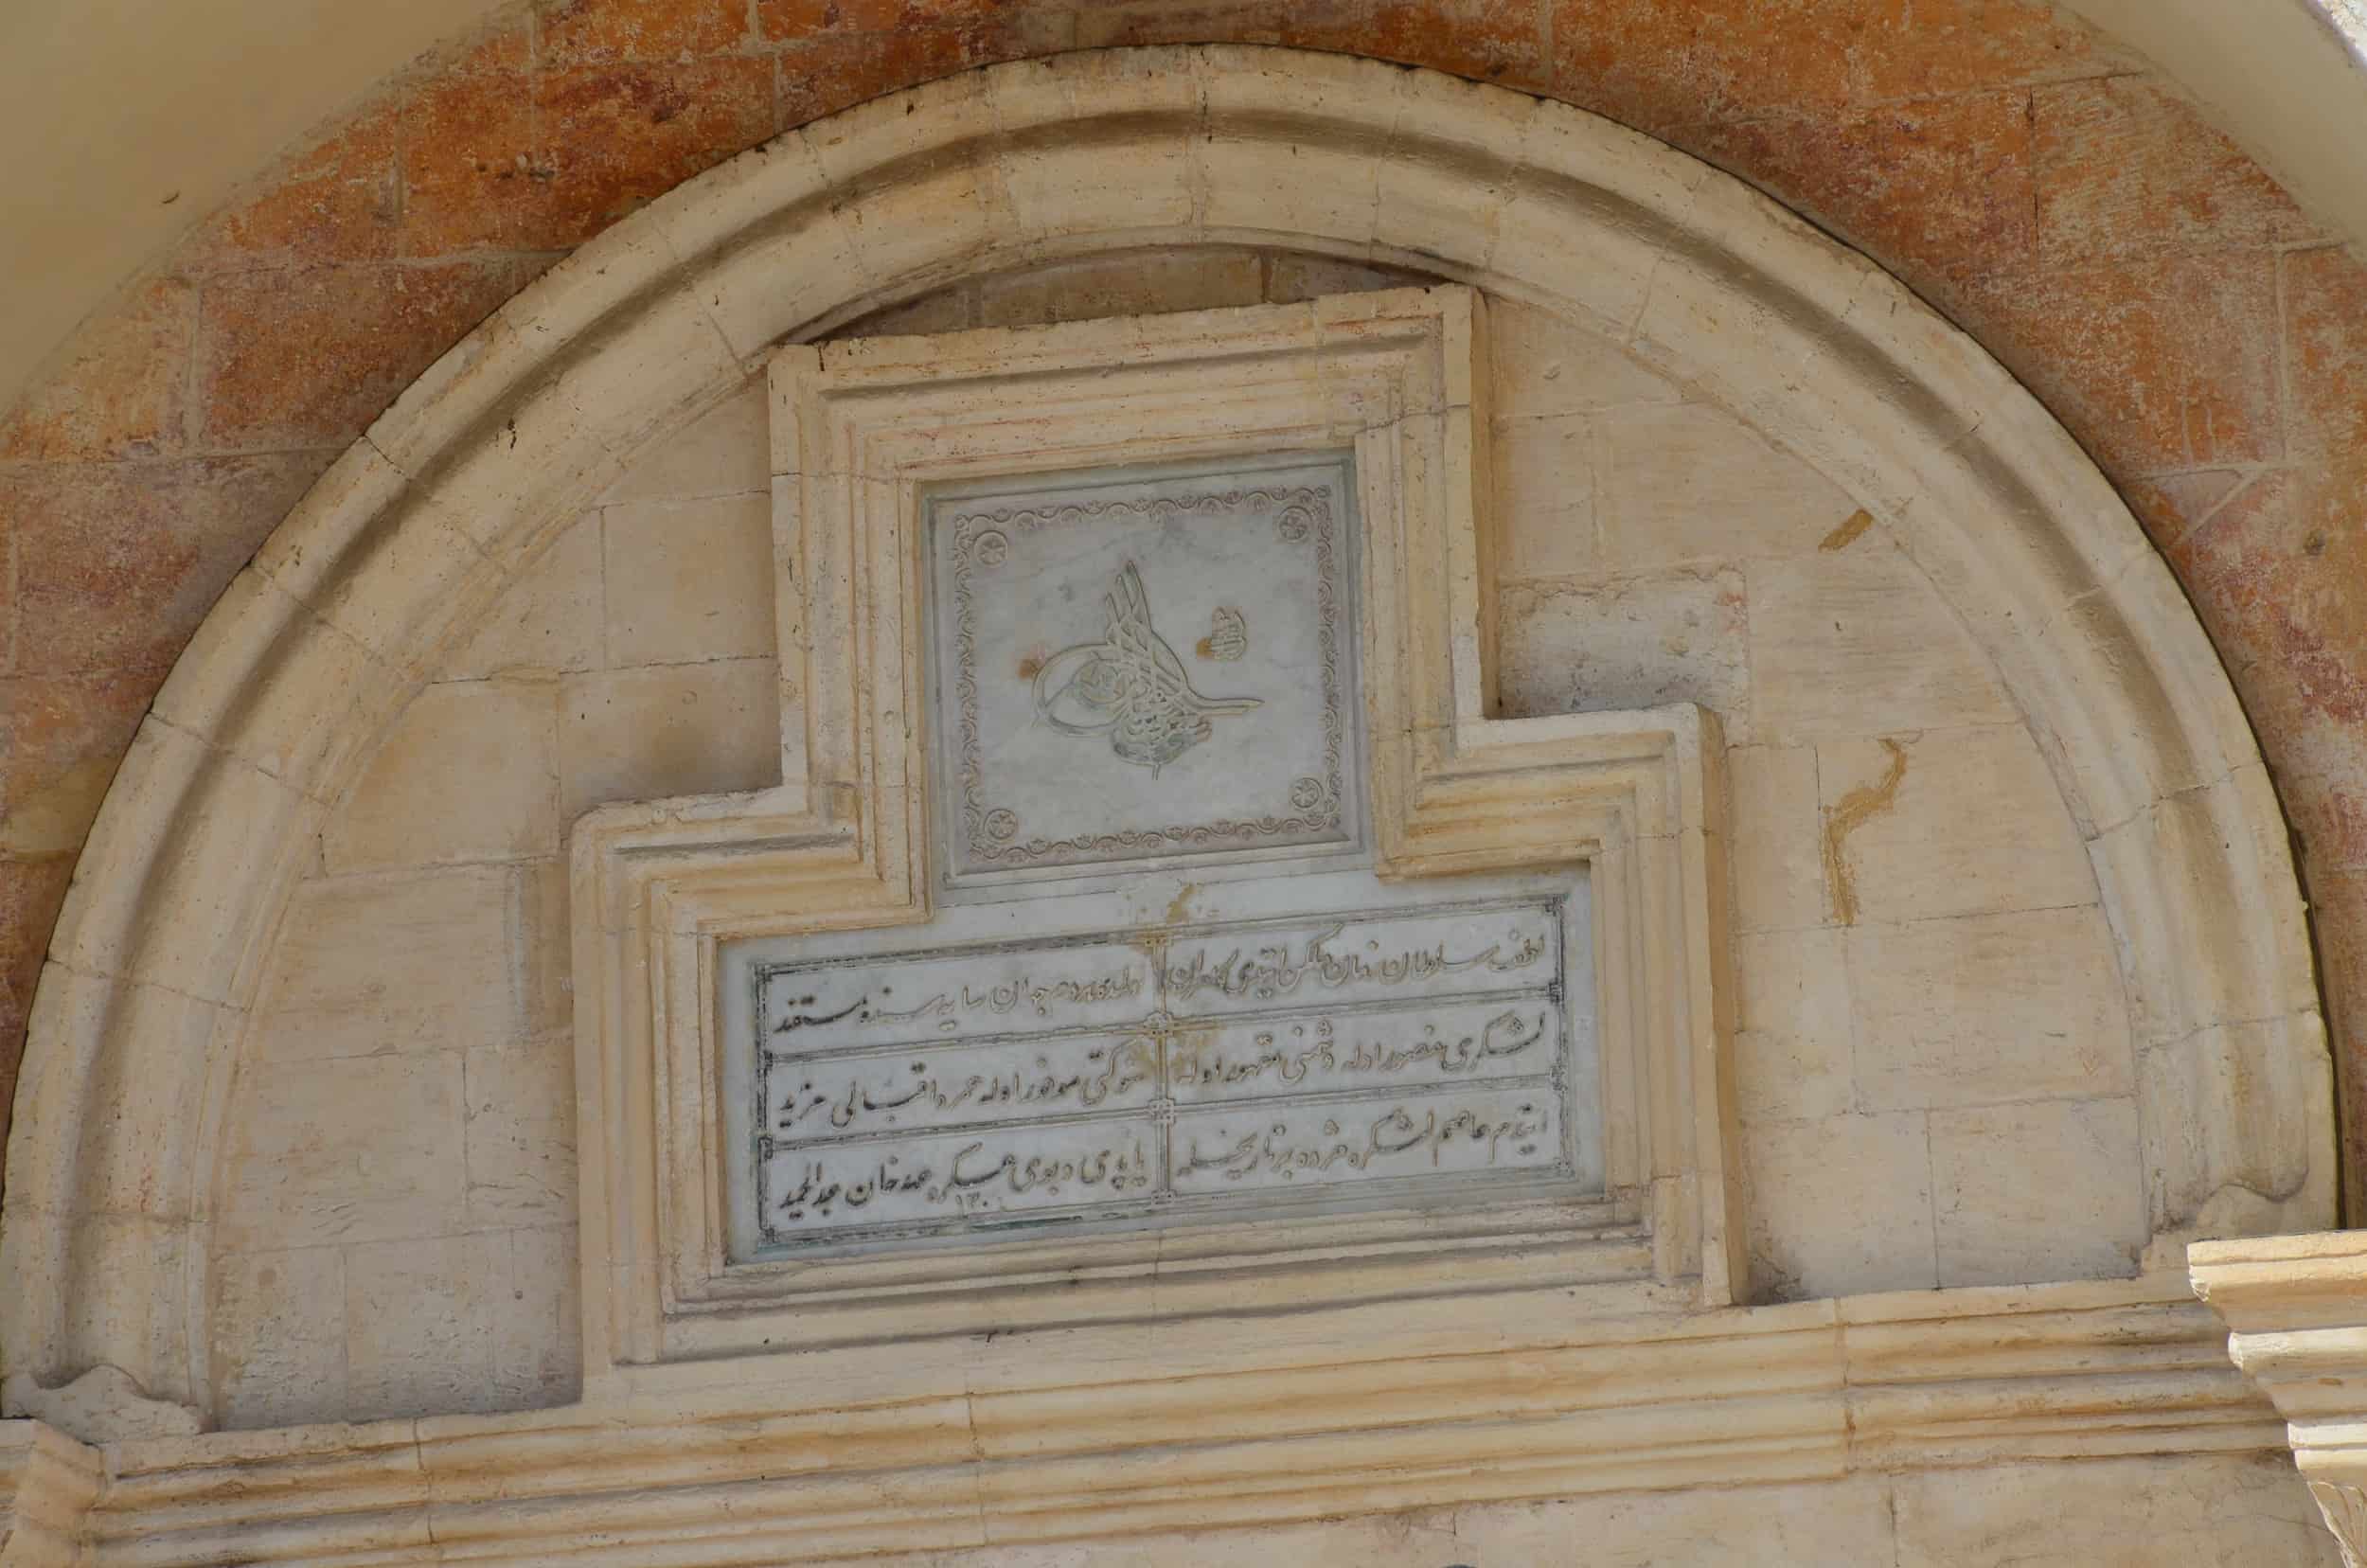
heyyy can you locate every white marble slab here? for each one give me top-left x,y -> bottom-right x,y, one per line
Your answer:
724,867 -> 1598,1259
925,456 -> 1362,888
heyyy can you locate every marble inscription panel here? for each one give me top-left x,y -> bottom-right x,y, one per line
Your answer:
739,888 -> 1588,1255
927,456 -> 1361,886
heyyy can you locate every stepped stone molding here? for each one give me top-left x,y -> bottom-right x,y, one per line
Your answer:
0,1280 -> 2298,1566
0,1422 -> 103,1568
574,287 -> 1735,1379
2192,1233 -> 2367,1566
0,45 -> 2329,1428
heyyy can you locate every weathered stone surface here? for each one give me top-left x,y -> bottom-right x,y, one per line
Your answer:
247,867 -> 525,1061
1499,569 -> 1750,730
0,670 -> 153,857
559,657 -> 779,819
1847,905 -> 2134,1113
7,455 -> 323,678
209,1245 -> 347,1429
2034,75 -> 2320,265
1814,726 -> 2096,926
1733,925 -> 1852,1124
1594,401 -> 1857,570
1744,1108 -> 1935,1298
604,380 -> 770,504
182,94 -> 405,270
402,59 -> 774,255
537,0 -> 753,66
1746,544 -> 2015,742
463,1036 -> 578,1227
342,1227 -> 578,1421
1725,742 -> 1827,934
1960,249 -> 2283,474
444,511 -> 605,678
196,261 -> 533,451
218,1049 -> 468,1251
1446,1478 -> 1901,1564
1687,88 -> 2038,290
1492,411 -> 1595,579
601,492 -> 776,666
324,678 -> 561,871
1893,1453 -> 2340,1567
0,278 -> 197,461
1929,1096 -> 2146,1285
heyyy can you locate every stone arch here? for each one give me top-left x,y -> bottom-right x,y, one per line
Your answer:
0,45 -> 2328,1410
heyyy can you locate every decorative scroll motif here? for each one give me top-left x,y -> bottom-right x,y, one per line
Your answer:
752,895 -> 1575,1250
2312,1482 -> 2367,1568
1199,606 -> 1249,662
944,484 -> 1348,871
1031,562 -> 1261,775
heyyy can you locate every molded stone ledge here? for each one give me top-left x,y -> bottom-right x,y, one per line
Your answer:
1,1277 -> 2280,1568
2192,1232 -> 2367,1566
0,1420 -> 104,1568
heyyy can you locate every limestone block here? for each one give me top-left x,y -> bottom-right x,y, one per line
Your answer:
1498,569 -> 1749,734
1744,1110 -> 1936,1299
247,866 -> 520,1062
463,1037 -> 577,1228
1893,1453 -> 2340,1566
209,1246 -> 347,1430
1196,61 -> 1393,248
1746,544 -> 2016,742
1492,412 -> 1596,579
558,658 -> 779,822
601,492 -> 777,667
604,379 -> 769,505
1487,299 -> 1683,421
324,678 -> 561,872
343,1227 -> 578,1422
218,1050 -> 467,1251
1847,906 -> 2135,1112
1929,1097 -> 2147,1286
1448,1478 -> 1897,1564
1726,743 -> 1827,934
515,855 -> 572,1038
1597,401 -> 1859,571
1734,927 -> 1853,1125
442,510 -> 603,679
1816,726 -> 2098,927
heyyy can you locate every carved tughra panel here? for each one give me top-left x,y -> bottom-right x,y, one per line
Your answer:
738,892 -> 1588,1255
927,457 -> 1361,887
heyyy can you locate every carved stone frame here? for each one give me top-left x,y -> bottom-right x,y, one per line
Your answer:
569,285 -> 1738,1385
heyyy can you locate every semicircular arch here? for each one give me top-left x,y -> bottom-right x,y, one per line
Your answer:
0,44 -> 2328,1407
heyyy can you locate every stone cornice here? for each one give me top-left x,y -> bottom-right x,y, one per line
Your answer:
2192,1231 -> 2367,1566
0,1420 -> 104,1568
0,1278 -> 2287,1566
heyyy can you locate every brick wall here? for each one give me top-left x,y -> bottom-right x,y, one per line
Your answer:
4,0 -> 2364,1214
